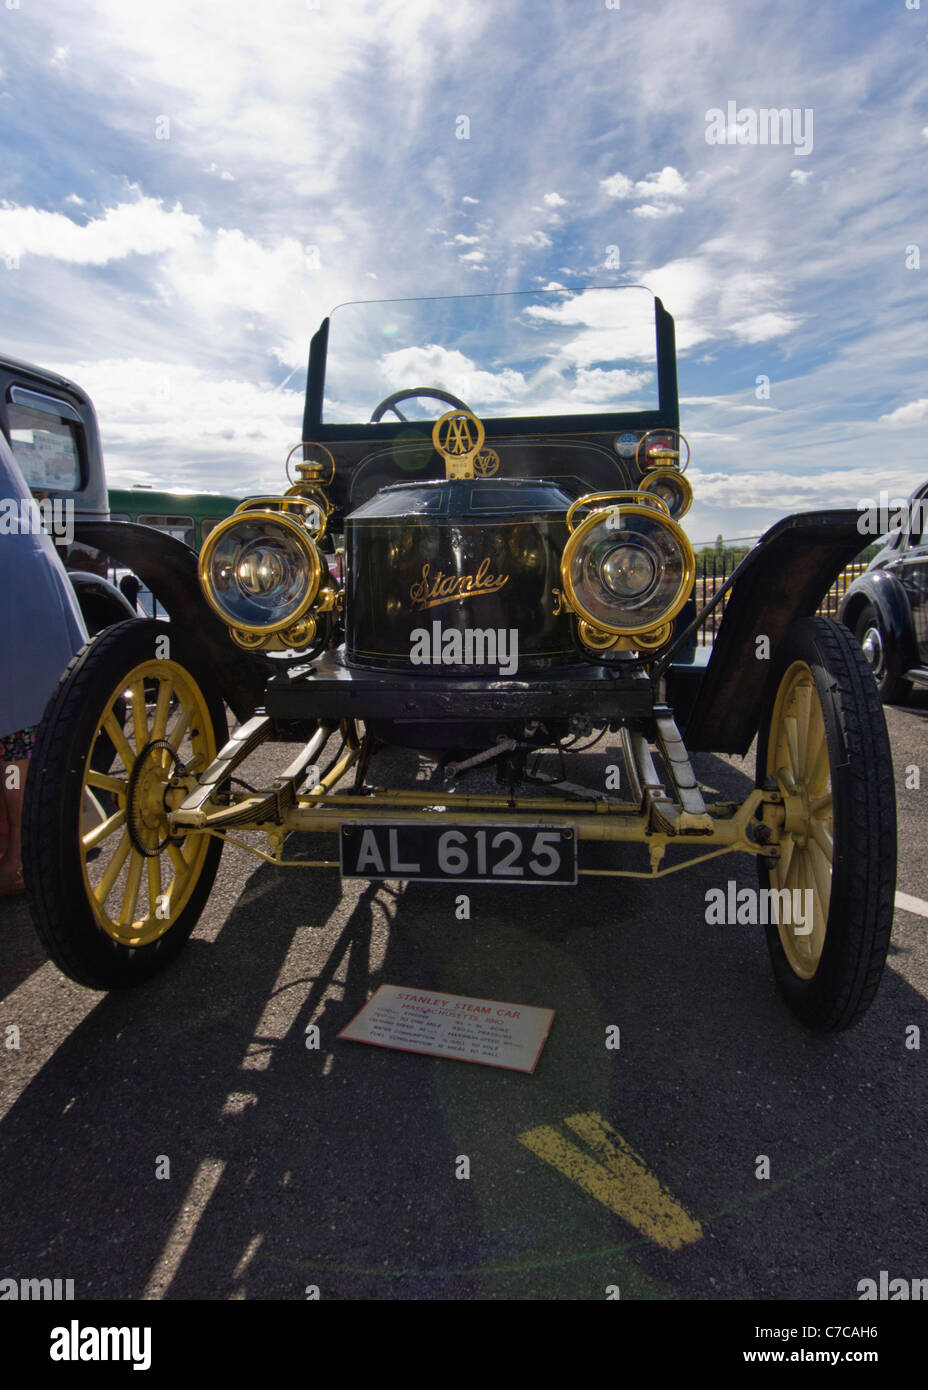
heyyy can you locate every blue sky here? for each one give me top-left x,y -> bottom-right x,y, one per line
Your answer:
1,0 -> 926,544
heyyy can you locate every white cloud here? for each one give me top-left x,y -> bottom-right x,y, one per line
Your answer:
515,230 -> 553,249
378,345 -> 526,405
0,197 -> 202,265
879,398 -> 928,427
525,287 -> 662,365
633,166 -> 688,198
600,172 -> 633,199
729,312 -> 800,342
462,195 -> 480,204
632,203 -> 682,219
458,249 -> 486,262
601,167 -> 687,202
543,192 -> 567,207
640,254 -> 801,352
790,169 -> 813,184
453,234 -> 481,244
573,367 -> 650,400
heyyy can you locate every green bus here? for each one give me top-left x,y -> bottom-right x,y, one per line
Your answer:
107,486 -> 242,552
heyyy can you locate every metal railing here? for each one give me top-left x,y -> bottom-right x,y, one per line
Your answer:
694,555 -> 868,647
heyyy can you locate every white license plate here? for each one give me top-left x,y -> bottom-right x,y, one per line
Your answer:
339,823 -> 577,884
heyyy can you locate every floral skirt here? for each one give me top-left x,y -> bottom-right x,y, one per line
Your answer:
0,726 -> 36,761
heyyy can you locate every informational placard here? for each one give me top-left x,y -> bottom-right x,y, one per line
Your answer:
338,984 -> 555,1073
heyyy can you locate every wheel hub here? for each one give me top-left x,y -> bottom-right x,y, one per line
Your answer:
782,790 -> 810,845
861,625 -> 883,672
126,739 -> 186,856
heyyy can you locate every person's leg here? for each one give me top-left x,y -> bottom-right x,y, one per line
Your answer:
0,762 -> 28,873
0,764 -> 9,861
0,729 -> 33,884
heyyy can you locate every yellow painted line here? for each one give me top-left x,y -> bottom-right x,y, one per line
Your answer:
895,891 -> 928,920
518,1111 -> 702,1251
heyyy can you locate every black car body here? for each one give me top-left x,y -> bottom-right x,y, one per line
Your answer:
838,482 -> 928,703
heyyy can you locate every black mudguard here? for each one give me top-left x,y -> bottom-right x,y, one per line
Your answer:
838,568 -> 919,675
73,520 -> 266,722
68,570 -> 138,625
679,509 -> 870,755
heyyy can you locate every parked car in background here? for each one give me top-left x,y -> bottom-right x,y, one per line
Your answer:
0,355 -> 136,634
839,480 -> 928,704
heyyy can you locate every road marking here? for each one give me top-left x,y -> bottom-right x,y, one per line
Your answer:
141,1156 -> 226,1299
895,891 -> 928,919
518,1111 -> 702,1251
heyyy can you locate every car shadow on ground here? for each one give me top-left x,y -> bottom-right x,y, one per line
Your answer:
0,753 -> 924,1301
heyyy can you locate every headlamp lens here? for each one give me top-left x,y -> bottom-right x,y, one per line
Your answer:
201,513 -> 321,632
600,543 -> 656,599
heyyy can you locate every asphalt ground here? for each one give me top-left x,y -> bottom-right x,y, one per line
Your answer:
1,691 -> 926,1303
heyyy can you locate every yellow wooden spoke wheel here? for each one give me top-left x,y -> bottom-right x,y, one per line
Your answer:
765,659 -> 833,979
24,620 -> 227,989
80,658 -> 218,948
756,618 -> 896,1031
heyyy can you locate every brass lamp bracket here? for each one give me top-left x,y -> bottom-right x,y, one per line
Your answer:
285,441 -> 336,487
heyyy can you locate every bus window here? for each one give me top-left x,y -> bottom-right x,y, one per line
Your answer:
138,514 -> 195,547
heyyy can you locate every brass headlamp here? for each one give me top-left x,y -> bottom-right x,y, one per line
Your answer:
198,440 -> 339,652
638,468 -> 693,520
558,491 -> 695,653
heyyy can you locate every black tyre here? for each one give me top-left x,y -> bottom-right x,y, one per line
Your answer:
853,602 -> 912,704
23,620 -> 227,989
756,616 -> 896,1031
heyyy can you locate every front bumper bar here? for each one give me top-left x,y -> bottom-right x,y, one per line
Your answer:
265,650 -> 654,723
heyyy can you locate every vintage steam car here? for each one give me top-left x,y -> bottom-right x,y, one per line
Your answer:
23,288 -> 896,1030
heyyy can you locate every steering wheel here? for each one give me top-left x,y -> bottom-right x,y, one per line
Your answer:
369,387 -> 472,423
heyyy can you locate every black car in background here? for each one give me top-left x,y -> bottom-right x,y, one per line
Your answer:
839,482 -> 928,704
0,355 -> 136,633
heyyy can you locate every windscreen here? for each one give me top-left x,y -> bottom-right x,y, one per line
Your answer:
322,286 -> 660,425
